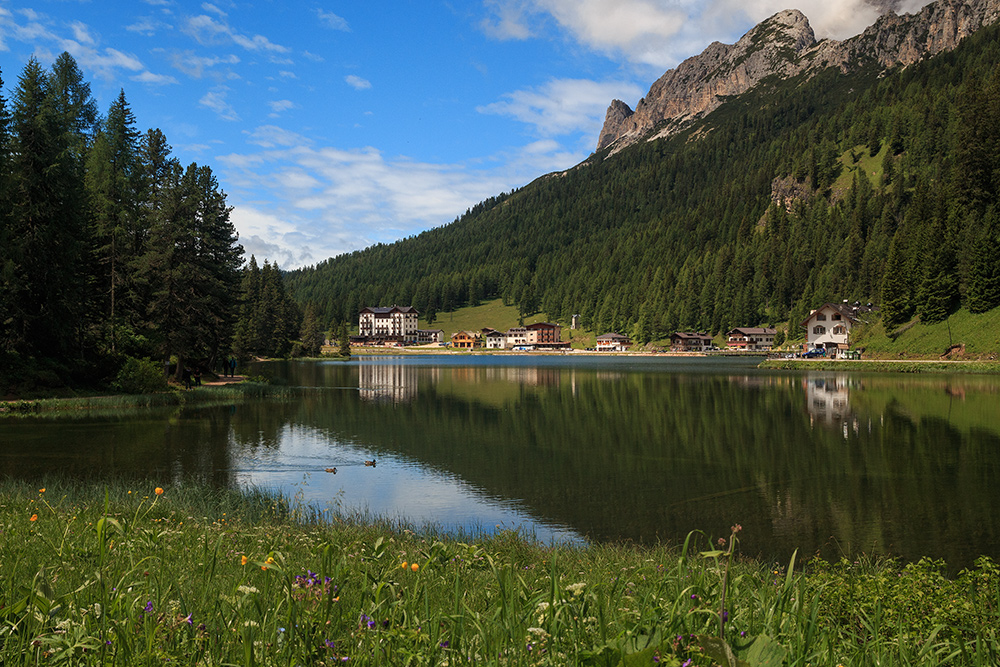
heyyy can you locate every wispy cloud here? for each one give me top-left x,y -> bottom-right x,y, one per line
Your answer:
182,13 -> 289,53
168,50 -> 240,78
317,9 -> 350,31
479,0 -> 534,40
267,99 -> 296,116
345,74 -> 371,90
132,70 -> 179,85
199,85 -> 240,121
478,78 -> 643,137
220,127 -> 587,268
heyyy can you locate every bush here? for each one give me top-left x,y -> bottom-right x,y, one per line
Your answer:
111,356 -> 168,394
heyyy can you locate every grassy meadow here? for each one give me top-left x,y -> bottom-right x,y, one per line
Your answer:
2,480 -> 999,666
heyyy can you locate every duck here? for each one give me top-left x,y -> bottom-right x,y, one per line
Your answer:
364,459 -> 377,467
324,467 -> 337,474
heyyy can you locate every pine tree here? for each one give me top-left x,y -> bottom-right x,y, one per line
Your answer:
879,233 -> 911,330
338,322 -> 351,357
965,208 -> 1000,313
299,303 -> 323,356
6,58 -> 88,356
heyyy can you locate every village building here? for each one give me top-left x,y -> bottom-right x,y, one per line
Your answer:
596,332 -> 630,352
483,329 -> 507,349
526,322 -> 561,344
800,303 -> 859,358
415,329 -> 444,345
450,330 -> 480,349
670,331 -> 714,352
726,327 -> 777,351
358,306 -> 419,344
505,327 -> 530,349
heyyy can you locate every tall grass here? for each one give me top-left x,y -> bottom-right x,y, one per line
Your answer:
1,480 -> 998,665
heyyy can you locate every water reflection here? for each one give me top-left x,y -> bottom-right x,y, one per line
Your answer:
3,357 -> 1000,569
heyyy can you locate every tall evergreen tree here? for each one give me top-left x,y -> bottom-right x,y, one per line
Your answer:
5,58 -> 88,356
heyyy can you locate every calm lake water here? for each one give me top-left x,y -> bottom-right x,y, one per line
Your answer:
3,355 -> 1000,569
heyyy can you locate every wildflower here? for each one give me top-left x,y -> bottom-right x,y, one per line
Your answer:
439,640 -> 450,648
565,582 -> 586,596
401,561 -> 408,569
717,537 -> 726,547
265,556 -> 275,565
155,487 -> 164,496
325,640 -> 336,649
144,601 -> 154,614
38,488 -> 45,493
29,514 -> 38,522
410,563 -> 419,572
241,556 -> 249,565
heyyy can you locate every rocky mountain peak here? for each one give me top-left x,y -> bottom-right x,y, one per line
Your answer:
596,0 -> 1000,154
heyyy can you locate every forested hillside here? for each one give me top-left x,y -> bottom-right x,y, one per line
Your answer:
286,21 -> 1000,344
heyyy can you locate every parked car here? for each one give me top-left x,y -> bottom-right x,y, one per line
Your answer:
802,348 -> 826,358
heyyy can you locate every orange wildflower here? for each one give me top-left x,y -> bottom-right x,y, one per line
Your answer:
410,563 -> 419,572
155,487 -> 164,496
30,514 -> 38,522
241,556 -> 249,566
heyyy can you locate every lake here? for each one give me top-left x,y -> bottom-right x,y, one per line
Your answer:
3,355 -> 1000,569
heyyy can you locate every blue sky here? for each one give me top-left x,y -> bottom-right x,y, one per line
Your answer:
0,0 -> 932,269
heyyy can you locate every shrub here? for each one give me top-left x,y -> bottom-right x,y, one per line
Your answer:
112,356 -> 168,394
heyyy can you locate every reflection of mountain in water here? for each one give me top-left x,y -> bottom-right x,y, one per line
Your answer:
279,360 -> 1000,570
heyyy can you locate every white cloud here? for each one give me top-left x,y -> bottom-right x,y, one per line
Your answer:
345,74 -> 371,90
126,17 -> 172,36
169,50 -> 240,77
132,70 -> 179,85
268,99 -> 296,115
478,78 -> 644,137
182,13 -> 289,53
70,21 -> 97,46
199,86 -> 240,120
217,126 -> 590,269
201,3 -> 227,18
482,0 -> 937,68
317,9 -> 350,31
479,0 -> 534,40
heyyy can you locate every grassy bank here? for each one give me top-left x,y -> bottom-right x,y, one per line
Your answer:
759,359 -> 1000,374
0,382 -> 299,417
2,481 -> 998,665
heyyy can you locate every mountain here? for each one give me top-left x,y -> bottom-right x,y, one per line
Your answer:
597,0 -> 1000,152
287,0 -> 1000,346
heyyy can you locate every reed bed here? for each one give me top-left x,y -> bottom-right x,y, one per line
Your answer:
1,479 -> 998,666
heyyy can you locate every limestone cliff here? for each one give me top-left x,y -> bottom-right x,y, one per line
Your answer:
597,0 -> 1000,153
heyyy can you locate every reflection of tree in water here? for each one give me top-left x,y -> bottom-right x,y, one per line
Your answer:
290,363 -> 1000,570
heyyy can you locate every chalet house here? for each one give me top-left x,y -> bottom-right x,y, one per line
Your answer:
670,331 -> 714,352
483,329 -> 506,349
415,329 -> 444,345
596,332 -> 630,352
358,306 -> 419,344
726,327 -> 777,351
450,330 -> 480,349
800,303 -> 858,357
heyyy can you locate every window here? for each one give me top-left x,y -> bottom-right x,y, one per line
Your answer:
813,326 -> 826,335
833,325 -> 846,335
816,313 -> 826,321
832,313 -> 842,320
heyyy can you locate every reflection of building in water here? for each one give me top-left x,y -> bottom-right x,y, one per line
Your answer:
454,366 -> 560,387
803,374 -> 857,434
359,363 -> 422,403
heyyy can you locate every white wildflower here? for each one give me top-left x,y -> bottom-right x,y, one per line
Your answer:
565,582 -> 587,596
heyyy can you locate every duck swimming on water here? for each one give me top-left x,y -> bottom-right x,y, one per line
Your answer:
364,459 -> 377,467
325,467 -> 337,473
